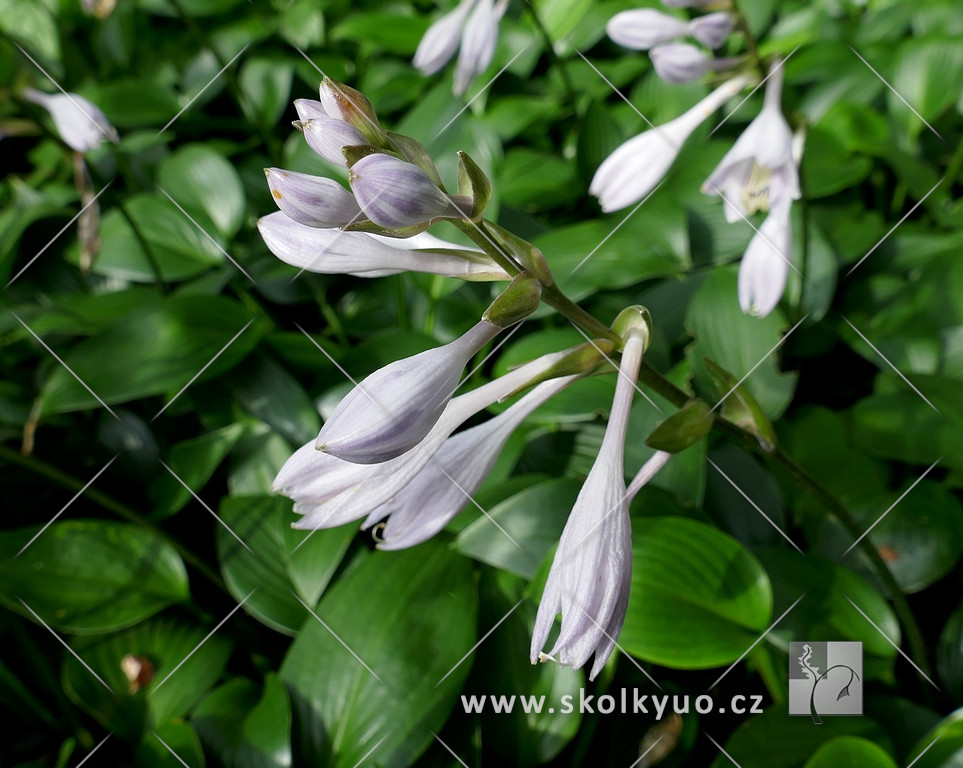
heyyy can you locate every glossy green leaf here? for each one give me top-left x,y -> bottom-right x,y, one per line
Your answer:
904,710 -> 963,768
158,144 -> 246,239
232,355 -> 320,446
239,56 -> 294,130
40,295 -> 260,415
620,518 -> 772,668
0,521 -> 188,633
136,720 -> 206,768
280,543 -> 476,768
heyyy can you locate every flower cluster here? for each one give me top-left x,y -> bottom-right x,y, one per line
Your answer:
593,4 -> 804,317
263,80 -> 674,680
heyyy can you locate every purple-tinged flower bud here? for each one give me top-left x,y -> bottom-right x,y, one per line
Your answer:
319,78 -> 385,144
316,319 -> 502,463
649,42 -> 715,83
294,98 -> 327,121
23,87 -> 117,152
349,153 -> 468,229
264,168 -> 362,228
414,0 -> 477,75
257,212 -> 508,279
689,12 -> 733,49
300,117 -> 370,167
606,8 -> 690,50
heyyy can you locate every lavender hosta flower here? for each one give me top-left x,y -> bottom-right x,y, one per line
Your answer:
316,319 -> 502,464
689,12 -> 733,49
257,211 -> 507,279
349,154 -> 470,229
23,88 -> 117,152
531,332 -> 647,681
414,0 -> 508,96
365,376 -> 577,550
294,98 -> 328,121
299,118 -> 370,167
292,347 -> 578,531
265,169 -> 362,228
702,60 -> 798,223
590,74 -> 749,212
650,42 -> 738,84
606,9 -> 691,50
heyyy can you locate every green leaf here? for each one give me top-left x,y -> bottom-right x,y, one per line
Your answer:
217,496 -> 355,634
158,144 -> 246,239
531,0 -> 594,53
456,478 -> 580,579
801,127 -> 872,198
710,704 -> 891,768
645,399 -> 714,453
193,676 -> 292,768
0,0 -> 59,66
280,543 -> 476,768
330,13 -> 427,55
63,618 -> 231,739
136,721 -> 207,768
889,37 -> 963,144
239,56 -> 294,130
938,602 -> 963,703
40,295 -> 260,415
803,736 -> 897,768
686,267 -> 798,418
576,99 -> 624,186
620,518 -> 772,668
500,148 -> 579,210
0,521 -> 188,633
232,355 -> 320,446
904,710 -> 963,768
704,357 -> 777,452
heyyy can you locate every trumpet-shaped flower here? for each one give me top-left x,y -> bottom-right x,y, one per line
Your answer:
531,331 -> 646,681
365,375 -> 577,550
702,61 -> 798,223
257,212 -> 507,280
316,319 -> 501,463
264,169 -> 362,228
23,88 -> 117,152
590,74 -> 749,212
413,0 -> 508,96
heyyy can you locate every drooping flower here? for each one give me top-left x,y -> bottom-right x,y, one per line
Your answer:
316,319 -> 502,463
413,0 -> 508,96
606,9 -> 731,51
365,375 -> 577,550
257,211 -> 507,279
649,42 -> 738,84
701,60 -> 799,224
22,88 -> 117,152
590,74 -> 750,212
531,327 -> 647,681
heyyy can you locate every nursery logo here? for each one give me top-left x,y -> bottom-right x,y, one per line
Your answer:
788,642 -> 862,723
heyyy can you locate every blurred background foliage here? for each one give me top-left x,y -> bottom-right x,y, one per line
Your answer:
0,0 -> 962,765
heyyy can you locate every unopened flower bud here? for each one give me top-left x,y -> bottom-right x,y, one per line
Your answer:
482,272 -> 542,328
23,88 -> 117,152
349,153 -> 468,229
649,43 -> 715,83
689,12 -> 733,49
607,9 -> 689,50
300,118 -> 370,167
319,78 -> 385,144
611,305 -> 653,351
265,169 -> 362,228
294,98 -> 327,121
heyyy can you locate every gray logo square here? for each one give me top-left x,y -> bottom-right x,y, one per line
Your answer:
788,641 -> 862,721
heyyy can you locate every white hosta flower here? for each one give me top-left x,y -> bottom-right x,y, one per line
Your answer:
257,211 -> 507,280
365,376 -> 576,550
650,42 -> 737,84
349,154 -> 469,229
291,348 -> 576,530
607,9 -> 690,50
23,88 -> 117,152
413,0 -> 508,96
702,60 -> 799,223
316,319 -> 502,463
590,74 -> 749,212
689,12 -> 733,49
265,169 -> 362,228
531,332 -> 647,681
